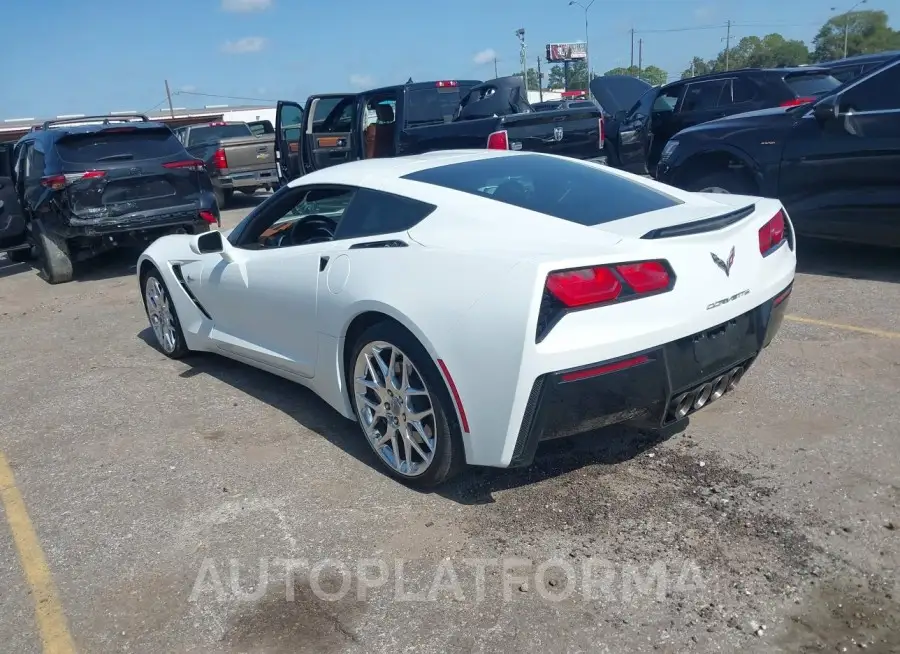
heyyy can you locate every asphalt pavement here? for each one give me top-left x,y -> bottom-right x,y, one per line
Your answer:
0,192 -> 898,653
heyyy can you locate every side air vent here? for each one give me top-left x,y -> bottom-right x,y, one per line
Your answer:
642,204 -> 755,239
172,264 -> 212,320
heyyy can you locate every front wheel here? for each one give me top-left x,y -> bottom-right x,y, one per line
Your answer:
142,269 -> 189,359
686,170 -> 757,195
348,321 -> 465,488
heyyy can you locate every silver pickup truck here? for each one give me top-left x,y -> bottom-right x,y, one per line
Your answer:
174,122 -> 277,208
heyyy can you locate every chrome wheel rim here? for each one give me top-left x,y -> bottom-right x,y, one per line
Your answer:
700,186 -> 731,194
352,341 -> 436,477
144,277 -> 178,354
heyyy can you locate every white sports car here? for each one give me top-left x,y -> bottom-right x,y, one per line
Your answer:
137,150 -> 795,487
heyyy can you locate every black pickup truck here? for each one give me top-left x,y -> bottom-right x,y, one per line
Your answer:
274,76 -> 605,182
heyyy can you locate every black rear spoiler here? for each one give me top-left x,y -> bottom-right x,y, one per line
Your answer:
42,114 -> 150,130
641,204 -> 755,239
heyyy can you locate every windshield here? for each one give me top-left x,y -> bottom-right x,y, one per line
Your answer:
187,124 -> 252,146
403,154 -> 682,225
783,73 -> 842,97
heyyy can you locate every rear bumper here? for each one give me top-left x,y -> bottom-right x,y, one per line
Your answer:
216,168 -> 277,190
508,284 -> 792,467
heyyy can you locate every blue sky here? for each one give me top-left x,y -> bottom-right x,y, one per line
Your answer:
4,0 -> 898,119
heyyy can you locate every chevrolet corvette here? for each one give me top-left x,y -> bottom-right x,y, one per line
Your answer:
137,150 -> 795,487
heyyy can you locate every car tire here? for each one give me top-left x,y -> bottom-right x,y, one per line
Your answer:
687,171 -> 757,195
347,320 -> 466,488
140,266 -> 189,359
33,220 -> 74,284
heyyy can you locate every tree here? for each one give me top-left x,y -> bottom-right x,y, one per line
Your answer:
680,32 -> 809,78
812,9 -> 900,61
546,60 -> 593,90
511,68 -> 542,89
603,65 -> 668,86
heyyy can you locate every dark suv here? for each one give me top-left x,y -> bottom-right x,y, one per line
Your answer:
591,67 -> 842,176
2,115 -> 219,283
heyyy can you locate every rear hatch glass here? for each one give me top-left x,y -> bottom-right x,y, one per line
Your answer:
405,84 -> 476,126
783,72 -> 842,97
55,127 -> 203,219
403,153 -> 681,226
187,124 -> 253,146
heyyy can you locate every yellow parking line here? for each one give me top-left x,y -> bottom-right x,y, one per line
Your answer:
786,314 -> 900,340
0,452 -> 77,654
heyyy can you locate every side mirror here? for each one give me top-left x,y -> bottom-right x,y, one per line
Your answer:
189,230 -> 225,255
813,95 -> 840,122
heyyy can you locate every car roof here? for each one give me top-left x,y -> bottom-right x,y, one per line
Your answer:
16,120 -> 170,146
821,50 -> 900,66
286,150 -> 519,187
667,66 -> 828,87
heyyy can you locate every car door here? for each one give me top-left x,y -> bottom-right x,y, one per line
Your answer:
182,185 -> 357,377
779,60 -> 900,244
300,94 -> 361,175
589,75 -> 655,172
274,100 -> 304,183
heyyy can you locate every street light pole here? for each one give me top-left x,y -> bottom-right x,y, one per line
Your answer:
831,0 -> 867,58
568,0 -> 595,98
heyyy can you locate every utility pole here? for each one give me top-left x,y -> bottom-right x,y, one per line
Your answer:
629,28 -> 635,71
493,57 -> 499,79
724,20 -> 732,71
638,38 -> 643,75
536,56 -> 544,102
164,79 -> 175,118
515,28 -> 527,92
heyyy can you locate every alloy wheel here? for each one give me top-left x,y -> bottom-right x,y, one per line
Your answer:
145,277 -> 178,354
353,341 -> 437,477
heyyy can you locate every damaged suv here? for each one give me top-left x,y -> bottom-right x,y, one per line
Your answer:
8,115 -> 219,283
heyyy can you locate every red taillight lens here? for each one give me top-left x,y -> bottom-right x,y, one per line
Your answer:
81,170 -> 106,179
758,210 -> 786,255
163,159 -> 205,171
40,175 -> 67,191
615,261 -> 670,293
545,260 -> 673,309
213,148 -> 228,169
547,267 -> 622,307
436,80 -> 458,87
199,210 -> 218,224
486,130 -> 509,150
780,97 -> 815,107
208,121 -> 227,126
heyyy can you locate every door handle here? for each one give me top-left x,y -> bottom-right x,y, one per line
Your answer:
319,256 -> 329,271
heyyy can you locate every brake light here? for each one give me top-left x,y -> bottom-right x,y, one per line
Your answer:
561,355 -> 651,383
436,81 -> 458,87
40,171 -> 106,190
780,97 -> 815,107
101,127 -> 138,133
40,175 -> 67,191
213,148 -> 228,169
208,121 -> 227,126
545,260 -> 673,308
199,210 -> 218,225
758,210 -> 786,256
163,159 -> 205,171
486,130 -> 509,150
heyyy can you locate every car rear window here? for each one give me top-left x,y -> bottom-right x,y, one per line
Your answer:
403,153 -> 682,225
405,85 -> 475,126
187,124 -> 253,146
55,128 -> 185,163
783,73 -> 842,97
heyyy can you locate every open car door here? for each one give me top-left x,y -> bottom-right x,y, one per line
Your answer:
298,94 -> 360,175
275,100 -> 304,184
0,146 -> 28,254
590,76 -> 657,174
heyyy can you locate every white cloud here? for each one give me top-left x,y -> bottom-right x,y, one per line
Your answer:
693,5 -> 714,20
349,74 -> 375,89
221,37 -> 267,54
180,84 -> 197,93
473,48 -> 497,65
221,0 -> 272,12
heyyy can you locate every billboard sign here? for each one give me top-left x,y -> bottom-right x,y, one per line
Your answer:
546,42 -> 587,62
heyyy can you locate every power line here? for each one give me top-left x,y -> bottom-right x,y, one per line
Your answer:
633,20 -> 821,34
173,90 -> 279,103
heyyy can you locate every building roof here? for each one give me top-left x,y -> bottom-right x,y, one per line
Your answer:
0,104 -> 273,140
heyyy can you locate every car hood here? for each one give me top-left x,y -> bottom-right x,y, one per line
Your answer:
677,105 -> 799,136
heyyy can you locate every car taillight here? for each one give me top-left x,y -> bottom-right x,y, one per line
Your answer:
163,159 -> 206,171
758,210 -> 786,256
213,148 -> 228,169
41,171 -> 106,190
199,210 -> 218,224
780,97 -> 815,107
486,130 -> 509,150
436,80 -> 458,87
545,260 -> 673,309
208,121 -> 227,126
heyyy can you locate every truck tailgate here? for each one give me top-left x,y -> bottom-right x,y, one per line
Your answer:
220,135 -> 275,173
504,110 -> 603,159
